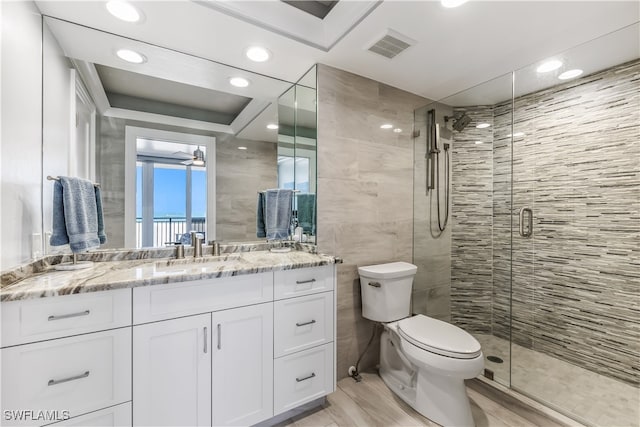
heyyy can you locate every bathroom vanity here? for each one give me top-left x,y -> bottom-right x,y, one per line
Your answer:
1,249 -> 337,427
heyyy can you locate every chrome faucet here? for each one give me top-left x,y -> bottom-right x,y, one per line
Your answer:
191,231 -> 203,258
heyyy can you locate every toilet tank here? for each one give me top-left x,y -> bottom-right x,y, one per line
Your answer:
358,262 -> 417,322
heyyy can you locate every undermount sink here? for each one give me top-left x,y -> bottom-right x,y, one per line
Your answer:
154,254 -> 241,270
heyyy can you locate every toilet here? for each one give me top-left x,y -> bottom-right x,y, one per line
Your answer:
358,262 -> 483,427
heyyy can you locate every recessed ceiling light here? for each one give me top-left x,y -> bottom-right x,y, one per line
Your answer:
229,77 -> 250,88
238,146 -> 247,150
475,141 -> 483,144
380,124 -> 393,129
441,0 -> 468,7
507,132 -> 526,138
393,128 -> 402,133
536,60 -> 562,73
245,46 -> 271,62
266,123 -> 279,130
116,49 -> 146,64
476,123 -> 490,129
558,69 -> 584,80
106,0 -> 141,22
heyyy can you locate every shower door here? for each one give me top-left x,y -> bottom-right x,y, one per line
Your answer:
412,72 -> 514,388
413,23 -> 639,427
509,29 -> 640,426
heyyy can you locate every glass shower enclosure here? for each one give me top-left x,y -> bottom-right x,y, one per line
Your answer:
412,25 -> 639,427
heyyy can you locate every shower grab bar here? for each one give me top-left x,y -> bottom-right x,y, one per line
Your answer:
519,207 -> 533,238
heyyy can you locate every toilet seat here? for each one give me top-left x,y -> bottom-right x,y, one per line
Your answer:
397,315 -> 481,359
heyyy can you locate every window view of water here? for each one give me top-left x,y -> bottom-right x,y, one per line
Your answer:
136,164 -> 207,247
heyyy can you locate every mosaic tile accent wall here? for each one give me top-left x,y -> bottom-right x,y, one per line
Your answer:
452,60 -> 640,386
450,106 -> 495,334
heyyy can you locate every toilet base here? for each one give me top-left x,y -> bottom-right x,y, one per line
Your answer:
379,329 -> 477,427
380,367 -> 475,427
414,370 -> 475,427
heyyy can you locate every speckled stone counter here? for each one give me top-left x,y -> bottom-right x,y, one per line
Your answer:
1,246 -> 339,302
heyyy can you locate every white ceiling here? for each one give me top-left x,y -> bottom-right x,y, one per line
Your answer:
36,0 -> 639,102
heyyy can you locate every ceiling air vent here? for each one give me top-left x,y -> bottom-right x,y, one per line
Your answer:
367,30 -> 415,59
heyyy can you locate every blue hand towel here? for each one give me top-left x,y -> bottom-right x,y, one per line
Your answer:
50,181 -> 69,247
263,189 -> 293,240
296,193 -> 316,235
95,186 -> 107,245
256,191 -> 266,238
50,177 -> 104,253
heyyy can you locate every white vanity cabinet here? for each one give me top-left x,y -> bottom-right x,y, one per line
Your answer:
272,265 -> 336,416
132,314 -> 212,427
1,262 -> 336,427
211,303 -> 273,426
131,273 -> 275,426
1,290 -> 132,427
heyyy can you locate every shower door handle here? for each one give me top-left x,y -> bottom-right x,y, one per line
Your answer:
519,207 -> 533,238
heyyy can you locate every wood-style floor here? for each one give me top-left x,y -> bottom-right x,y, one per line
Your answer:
275,372 -> 569,427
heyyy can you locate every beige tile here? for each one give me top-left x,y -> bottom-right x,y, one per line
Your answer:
426,285 -> 451,317
322,379 -> 380,426
338,373 -> 429,427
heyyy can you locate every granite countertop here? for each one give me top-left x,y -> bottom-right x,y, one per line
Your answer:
1,250 -> 339,302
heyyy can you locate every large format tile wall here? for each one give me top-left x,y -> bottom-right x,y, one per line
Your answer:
96,118 -> 276,247
316,64 -> 428,380
215,136 -> 277,241
451,60 -> 640,386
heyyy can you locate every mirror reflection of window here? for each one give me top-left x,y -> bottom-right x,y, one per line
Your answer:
277,156 -> 309,191
134,137 -> 208,248
136,163 -> 206,248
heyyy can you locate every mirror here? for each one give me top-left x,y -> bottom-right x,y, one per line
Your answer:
277,66 -> 318,242
41,16 -> 308,250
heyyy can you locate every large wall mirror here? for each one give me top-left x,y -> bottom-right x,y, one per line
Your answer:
277,66 -> 317,243
41,16 -> 317,251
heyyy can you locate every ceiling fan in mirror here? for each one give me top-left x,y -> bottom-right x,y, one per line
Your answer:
175,146 -> 205,166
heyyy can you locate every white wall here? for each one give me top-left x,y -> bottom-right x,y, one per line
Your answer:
0,1 -> 43,270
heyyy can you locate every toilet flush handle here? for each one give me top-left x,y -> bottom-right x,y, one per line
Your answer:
368,281 -> 381,288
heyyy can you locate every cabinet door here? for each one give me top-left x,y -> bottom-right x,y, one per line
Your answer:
133,314 -> 211,427
212,303 -> 273,426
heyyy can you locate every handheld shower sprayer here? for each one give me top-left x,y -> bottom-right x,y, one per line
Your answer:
425,108 -> 451,237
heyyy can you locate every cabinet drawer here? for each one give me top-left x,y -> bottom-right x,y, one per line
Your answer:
1,289 -> 131,348
133,272 -> 273,324
45,402 -> 131,427
1,328 -> 131,426
274,266 -> 334,300
274,292 -> 334,358
273,343 -> 334,415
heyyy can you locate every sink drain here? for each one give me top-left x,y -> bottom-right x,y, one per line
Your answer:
487,355 -> 504,364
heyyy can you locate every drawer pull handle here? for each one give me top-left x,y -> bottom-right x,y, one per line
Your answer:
204,327 -> 208,354
296,279 -> 316,285
48,370 -> 90,386
217,323 -> 221,350
48,310 -> 90,321
296,320 -> 316,327
296,372 -> 316,382
368,282 -> 381,288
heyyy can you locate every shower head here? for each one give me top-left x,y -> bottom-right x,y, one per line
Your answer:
451,112 -> 471,132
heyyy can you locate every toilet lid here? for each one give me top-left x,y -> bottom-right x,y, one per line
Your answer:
397,315 -> 482,359
357,262 -> 417,279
